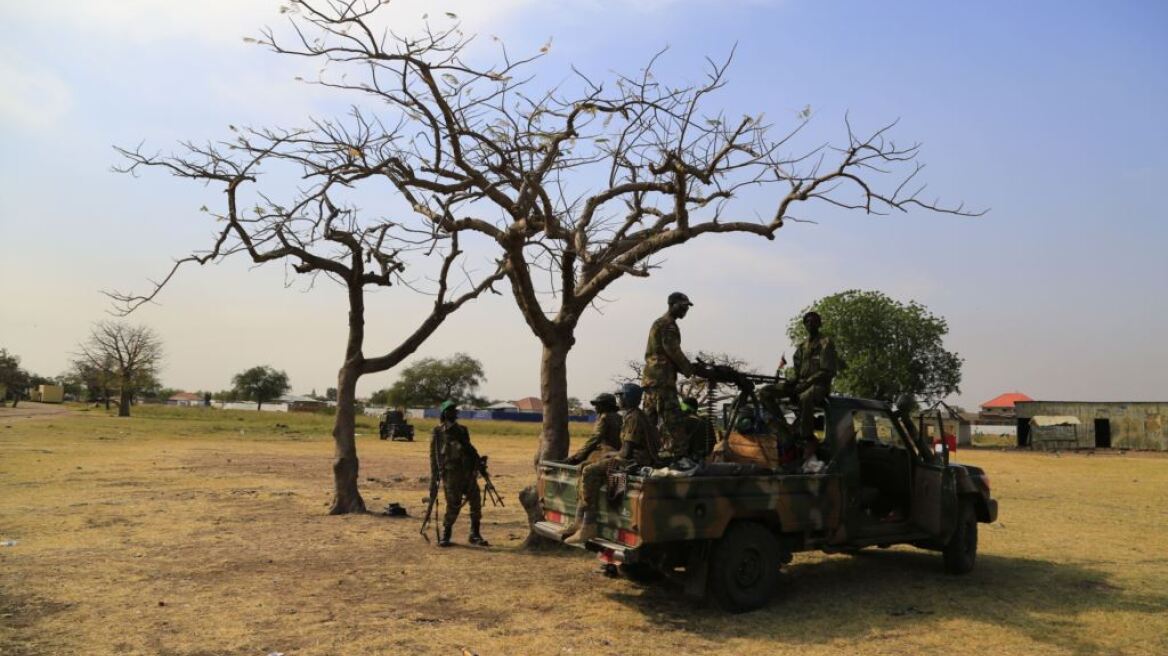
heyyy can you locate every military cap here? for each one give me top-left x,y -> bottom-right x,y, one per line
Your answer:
590,392 -> 617,407
439,400 -> 458,413
668,291 -> 694,307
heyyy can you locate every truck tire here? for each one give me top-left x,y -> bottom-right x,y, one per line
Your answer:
943,499 -> 978,574
708,522 -> 781,613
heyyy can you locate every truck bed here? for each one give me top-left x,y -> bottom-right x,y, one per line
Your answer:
536,460 -> 846,549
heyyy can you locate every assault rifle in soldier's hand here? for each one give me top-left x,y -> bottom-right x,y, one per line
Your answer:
419,479 -> 440,542
478,455 -> 504,507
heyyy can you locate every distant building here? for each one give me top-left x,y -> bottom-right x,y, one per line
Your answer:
979,392 -> 1033,422
167,392 -> 203,407
30,385 -> 64,404
279,394 -> 328,412
513,397 -> 543,412
1015,401 -> 1168,450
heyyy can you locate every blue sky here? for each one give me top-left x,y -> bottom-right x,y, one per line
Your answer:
1,0 -> 1165,407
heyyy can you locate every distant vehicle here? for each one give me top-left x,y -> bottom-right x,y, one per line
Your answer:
535,395 -> 997,612
378,410 -> 415,442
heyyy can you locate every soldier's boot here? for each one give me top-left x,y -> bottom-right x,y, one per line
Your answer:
559,503 -> 587,539
468,518 -> 490,547
438,524 -> 453,548
565,512 -> 598,546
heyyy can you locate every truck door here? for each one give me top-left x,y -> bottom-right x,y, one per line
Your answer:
911,461 -> 955,537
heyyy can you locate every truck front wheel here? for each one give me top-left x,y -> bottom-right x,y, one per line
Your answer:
709,522 -> 781,612
943,499 -> 978,574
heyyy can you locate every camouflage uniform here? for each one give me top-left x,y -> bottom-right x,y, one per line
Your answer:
429,419 -> 483,530
578,407 -> 657,515
642,312 -> 694,456
566,409 -> 622,465
791,334 -> 838,441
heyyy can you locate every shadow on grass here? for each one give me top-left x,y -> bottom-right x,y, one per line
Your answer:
603,550 -> 1167,653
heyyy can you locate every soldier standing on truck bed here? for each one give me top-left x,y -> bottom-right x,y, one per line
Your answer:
787,311 -> 838,473
564,383 -> 658,545
642,292 -> 709,458
429,400 -> 489,547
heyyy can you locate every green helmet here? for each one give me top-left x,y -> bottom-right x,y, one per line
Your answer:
439,400 -> 458,413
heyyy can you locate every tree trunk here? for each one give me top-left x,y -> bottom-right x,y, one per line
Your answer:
537,337 -> 573,465
10,393 -> 18,409
104,387 -> 111,411
328,363 -> 366,515
118,387 -> 132,417
257,400 -> 263,411
521,332 -> 576,551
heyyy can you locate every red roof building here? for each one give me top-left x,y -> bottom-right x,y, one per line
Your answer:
979,392 -> 1033,420
513,397 -> 543,412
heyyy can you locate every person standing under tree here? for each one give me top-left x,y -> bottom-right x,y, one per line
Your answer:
429,400 -> 489,547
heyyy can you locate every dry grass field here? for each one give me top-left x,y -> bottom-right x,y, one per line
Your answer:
2,405 -> 1166,656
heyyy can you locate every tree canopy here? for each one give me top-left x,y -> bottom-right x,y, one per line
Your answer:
75,323 -> 164,417
787,290 -> 962,404
231,366 -> 291,410
0,348 -> 30,407
377,354 -> 486,409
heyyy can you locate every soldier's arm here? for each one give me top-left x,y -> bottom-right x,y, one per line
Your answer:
661,323 -> 695,377
568,421 -> 605,463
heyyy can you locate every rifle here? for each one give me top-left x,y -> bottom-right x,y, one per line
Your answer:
478,455 -> 504,507
419,480 -> 440,543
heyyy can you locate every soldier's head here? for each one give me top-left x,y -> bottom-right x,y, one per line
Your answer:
802,310 -> 822,334
667,291 -> 693,319
615,383 -> 643,410
439,399 -> 459,422
590,392 -> 618,413
680,396 -> 699,415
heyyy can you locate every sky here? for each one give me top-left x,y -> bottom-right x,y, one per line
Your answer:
1,0 -> 1166,408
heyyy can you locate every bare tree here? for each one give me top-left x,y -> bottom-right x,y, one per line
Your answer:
76,323 -> 163,417
112,11 -> 507,515
247,1 -> 981,477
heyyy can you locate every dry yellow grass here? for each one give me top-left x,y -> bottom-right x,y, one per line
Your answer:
1,405 -> 1166,655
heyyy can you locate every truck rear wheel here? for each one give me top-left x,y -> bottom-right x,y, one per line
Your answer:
943,499 -> 978,574
709,522 -> 781,613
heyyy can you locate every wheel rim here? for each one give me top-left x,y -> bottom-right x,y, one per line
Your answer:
734,547 -> 763,588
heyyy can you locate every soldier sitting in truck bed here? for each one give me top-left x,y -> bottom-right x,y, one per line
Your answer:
562,383 -> 658,544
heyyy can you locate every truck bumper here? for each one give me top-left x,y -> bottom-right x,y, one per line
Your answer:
585,538 -> 640,564
533,521 -> 566,543
983,498 -> 999,523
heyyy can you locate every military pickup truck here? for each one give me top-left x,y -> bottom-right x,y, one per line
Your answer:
534,395 -> 998,612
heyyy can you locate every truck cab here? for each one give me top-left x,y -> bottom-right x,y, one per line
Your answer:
534,396 -> 997,612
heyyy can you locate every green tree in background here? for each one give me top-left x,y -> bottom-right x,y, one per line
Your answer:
788,290 -> 962,405
231,366 -> 291,411
0,348 -> 30,408
379,354 -> 485,409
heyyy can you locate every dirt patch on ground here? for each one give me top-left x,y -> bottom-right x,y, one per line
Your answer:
1,407 -> 1166,655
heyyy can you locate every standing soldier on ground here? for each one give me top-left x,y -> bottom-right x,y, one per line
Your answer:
564,384 -> 658,544
642,292 -> 707,457
787,311 -> 838,472
429,400 -> 489,547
